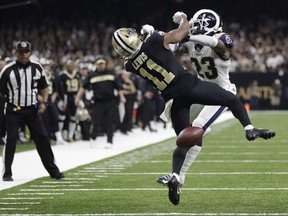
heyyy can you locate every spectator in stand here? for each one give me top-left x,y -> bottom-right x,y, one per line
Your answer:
270,79 -> 282,107
0,12 -> 287,73
266,50 -> 285,72
249,80 -> 260,110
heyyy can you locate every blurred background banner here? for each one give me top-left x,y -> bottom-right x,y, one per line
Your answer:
230,73 -> 288,110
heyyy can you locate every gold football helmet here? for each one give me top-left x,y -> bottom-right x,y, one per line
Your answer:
112,28 -> 143,58
76,107 -> 90,121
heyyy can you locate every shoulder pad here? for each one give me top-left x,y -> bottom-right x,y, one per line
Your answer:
215,33 -> 234,49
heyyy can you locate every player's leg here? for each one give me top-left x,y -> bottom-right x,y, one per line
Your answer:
187,80 -> 275,140
186,80 -> 251,127
49,102 -> 66,145
179,105 -> 228,184
189,104 -> 204,124
157,104 -> 204,185
165,97 -> 191,205
67,102 -> 77,142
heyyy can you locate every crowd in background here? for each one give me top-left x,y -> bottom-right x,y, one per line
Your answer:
227,18 -> 287,73
0,16 -> 287,74
0,0 -> 287,74
0,0 -> 287,143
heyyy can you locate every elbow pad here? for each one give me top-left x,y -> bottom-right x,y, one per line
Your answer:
189,35 -> 218,47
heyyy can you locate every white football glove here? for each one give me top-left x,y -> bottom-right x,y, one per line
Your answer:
172,11 -> 187,24
140,24 -> 155,35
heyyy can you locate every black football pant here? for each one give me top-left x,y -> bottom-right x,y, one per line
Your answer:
171,78 -> 251,175
2,104 -> 60,178
91,100 -> 117,143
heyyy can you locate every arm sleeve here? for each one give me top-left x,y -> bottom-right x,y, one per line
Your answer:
189,34 -> 218,47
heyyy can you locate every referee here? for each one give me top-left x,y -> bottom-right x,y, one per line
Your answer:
0,41 -> 64,181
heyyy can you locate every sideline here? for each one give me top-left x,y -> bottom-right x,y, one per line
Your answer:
0,111 -> 234,191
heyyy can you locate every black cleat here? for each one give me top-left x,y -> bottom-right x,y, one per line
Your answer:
246,128 -> 276,141
3,176 -> 13,182
50,172 -> 65,180
167,173 -> 181,205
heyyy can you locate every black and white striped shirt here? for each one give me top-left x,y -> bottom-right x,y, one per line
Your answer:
0,60 -> 49,107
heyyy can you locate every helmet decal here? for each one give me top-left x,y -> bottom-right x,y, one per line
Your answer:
113,30 -> 136,54
112,28 -> 143,58
190,9 -> 223,36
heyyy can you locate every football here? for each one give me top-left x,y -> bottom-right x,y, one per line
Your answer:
176,126 -> 204,148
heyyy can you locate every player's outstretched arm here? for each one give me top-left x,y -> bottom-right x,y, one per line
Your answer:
163,11 -> 189,49
189,34 -> 230,60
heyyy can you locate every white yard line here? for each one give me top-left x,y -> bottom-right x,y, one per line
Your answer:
55,172 -> 288,175
17,188 -> 288,192
1,213 -> 288,216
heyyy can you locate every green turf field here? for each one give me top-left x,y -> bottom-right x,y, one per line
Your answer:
0,111 -> 287,215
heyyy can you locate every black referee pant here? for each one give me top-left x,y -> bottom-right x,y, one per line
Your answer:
0,96 -> 5,140
2,104 -> 61,179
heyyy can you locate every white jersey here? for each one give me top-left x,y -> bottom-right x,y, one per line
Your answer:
160,32 -> 237,129
184,33 -> 236,133
184,32 -> 236,93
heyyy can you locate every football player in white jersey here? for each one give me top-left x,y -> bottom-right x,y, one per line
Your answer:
156,9 -> 238,186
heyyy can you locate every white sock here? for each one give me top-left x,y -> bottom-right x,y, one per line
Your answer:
68,122 -> 77,140
55,131 -> 64,142
58,122 -> 64,132
179,145 -> 202,185
245,124 -> 254,130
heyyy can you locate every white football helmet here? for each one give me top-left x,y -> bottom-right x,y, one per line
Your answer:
189,9 -> 223,36
112,28 -> 143,59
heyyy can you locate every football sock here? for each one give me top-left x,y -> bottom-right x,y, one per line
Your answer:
55,131 -> 64,142
179,144 -> 202,185
68,122 -> 77,140
244,124 -> 254,130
